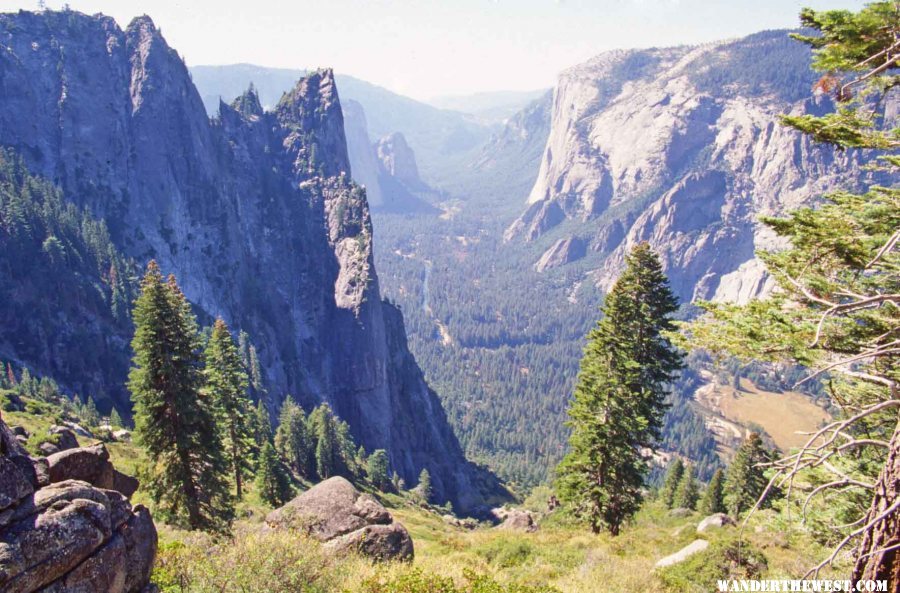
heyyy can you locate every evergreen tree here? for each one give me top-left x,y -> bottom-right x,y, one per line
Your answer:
699,468 -> 726,515
128,261 -> 233,531
685,3 -> 899,581
392,471 -> 405,492
255,441 -> 293,507
367,449 -> 390,491
723,433 -> 770,518
673,466 -> 699,510
555,243 -> 684,535
309,403 -> 343,479
81,395 -> 100,428
109,406 -> 123,429
253,400 -> 273,447
660,458 -> 685,509
203,318 -> 255,500
274,397 -> 314,478
416,468 -> 432,503
6,363 -> 15,387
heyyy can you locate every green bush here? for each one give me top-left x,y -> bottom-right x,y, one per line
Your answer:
358,568 -> 559,593
657,539 -> 767,592
476,539 -> 535,568
152,528 -> 341,593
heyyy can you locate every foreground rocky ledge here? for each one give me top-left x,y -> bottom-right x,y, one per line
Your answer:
0,416 -> 157,593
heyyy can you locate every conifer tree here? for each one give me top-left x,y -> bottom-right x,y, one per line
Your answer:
256,441 -> 293,507
660,458 -> 685,509
367,449 -> 390,491
685,3 -> 899,580
109,406 -> 123,429
312,405 -> 340,479
699,468 -> 726,515
723,433 -> 770,518
275,397 -> 314,478
416,468 -> 432,503
204,318 -> 255,500
81,395 -> 100,428
6,363 -> 15,387
556,243 -> 683,535
128,261 -> 233,531
673,466 -> 699,510
253,400 -> 273,447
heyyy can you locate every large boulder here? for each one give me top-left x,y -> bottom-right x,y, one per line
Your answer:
48,426 -> 79,451
697,513 -> 735,533
493,508 -> 538,532
324,523 -> 414,561
266,476 -> 413,561
654,539 -> 709,569
46,443 -> 115,490
0,418 -> 156,593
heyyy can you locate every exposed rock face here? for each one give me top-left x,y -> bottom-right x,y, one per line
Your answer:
48,427 -> 79,451
697,513 -> 735,533
508,31 -> 891,303
266,477 -> 413,561
0,417 -> 155,593
342,99 -> 385,208
491,508 -> 538,532
535,237 -> 586,272
0,9 -> 493,509
654,539 -> 709,569
342,101 -> 436,213
376,132 -> 423,190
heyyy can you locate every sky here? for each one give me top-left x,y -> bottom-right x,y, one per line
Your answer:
0,0 -> 869,102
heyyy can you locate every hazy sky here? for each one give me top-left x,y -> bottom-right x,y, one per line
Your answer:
0,0 -> 868,101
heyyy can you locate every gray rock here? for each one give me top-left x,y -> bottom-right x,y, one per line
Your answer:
113,429 -> 132,442
697,513 -> 735,533
0,417 -> 156,593
495,509 -> 538,532
37,442 -> 59,457
266,476 -> 391,540
10,427 -> 28,438
535,237 -> 586,272
654,539 -> 709,569
112,470 -> 140,499
267,477 -> 412,561
46,444 -> 115,490
324,523 -> 414,562
48,426 -> 79,451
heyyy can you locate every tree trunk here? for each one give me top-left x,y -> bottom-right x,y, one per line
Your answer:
852,419 -> 900,585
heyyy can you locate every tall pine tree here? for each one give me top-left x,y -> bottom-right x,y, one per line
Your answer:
723,433 -> 771,518
128,261 -> 233,531
698,468 -> 726,515
203,318 -> 255,500
556,243 -> 683,535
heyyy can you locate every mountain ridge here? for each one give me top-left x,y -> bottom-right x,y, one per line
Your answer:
0,9 -> 500,510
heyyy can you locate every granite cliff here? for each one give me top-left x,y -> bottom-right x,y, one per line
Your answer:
506,31 -> 892,304
0,9 -> 495,509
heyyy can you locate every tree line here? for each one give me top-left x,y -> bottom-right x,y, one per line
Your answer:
128,261 -> 432,531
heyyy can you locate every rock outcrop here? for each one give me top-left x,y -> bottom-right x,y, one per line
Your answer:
654,539 -> 709,569
0,417 -> 156,593
491,508 -> 539,532
0,9 -> 497,510
697,513 -> 735,533
266,477 -> 413,562
535,237 -> 586,272
507,31 -> 892,304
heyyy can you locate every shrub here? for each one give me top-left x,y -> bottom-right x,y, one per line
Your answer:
656,539 -> 767,592
358,568 -> 559,593
152,528 -> 343,593
476,539 -> 535,568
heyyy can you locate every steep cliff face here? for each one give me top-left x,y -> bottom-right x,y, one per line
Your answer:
0,10 -> 491,509
507,31 -> 887,304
